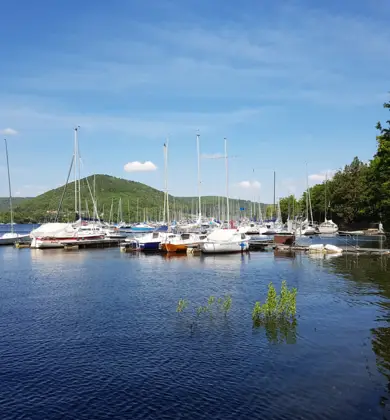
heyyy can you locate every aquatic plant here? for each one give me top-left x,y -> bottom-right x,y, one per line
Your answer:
252,281 -> 297,326
176,299 -> 188,313
177,295 -> 233,318
220,295 -> 232,315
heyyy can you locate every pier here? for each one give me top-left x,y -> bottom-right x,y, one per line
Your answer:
62,238 -> 122,250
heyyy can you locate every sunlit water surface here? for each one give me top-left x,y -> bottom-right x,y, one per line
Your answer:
1,239 -> 390,419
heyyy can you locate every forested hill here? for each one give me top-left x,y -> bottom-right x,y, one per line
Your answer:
0,175 -> 267,223
0,197 -> 30,212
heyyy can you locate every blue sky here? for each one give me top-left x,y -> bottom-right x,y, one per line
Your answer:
1,0 -> 389,202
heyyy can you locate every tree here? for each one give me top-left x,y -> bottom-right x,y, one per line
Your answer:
369,100 -> 390,227
330,157 -> 370,225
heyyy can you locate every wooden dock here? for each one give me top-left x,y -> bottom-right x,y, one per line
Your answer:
275,244 -> 390,255
62,238 -> 121,250
249,240 -> 274,251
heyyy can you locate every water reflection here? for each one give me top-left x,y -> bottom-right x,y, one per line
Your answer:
254,318 -> 298,344
324,254 -> 390,410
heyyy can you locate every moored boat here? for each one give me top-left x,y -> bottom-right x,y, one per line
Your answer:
200,229 -> 250,254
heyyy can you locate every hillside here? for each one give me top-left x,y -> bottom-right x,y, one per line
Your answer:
0,174 -> 267,223
0,197 -> 30,212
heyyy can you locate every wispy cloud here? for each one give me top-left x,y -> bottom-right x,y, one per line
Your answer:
4,5 -> 389,107
309,170 -> 336,184
124,161 -> 157,172
0,128 -> 18,135
201,153 -> 225,159
238,180 -> 261,189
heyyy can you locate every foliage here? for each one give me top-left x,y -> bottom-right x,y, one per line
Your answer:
273,98 -> 390,230
252,281 -> 297,327
176,299 -> 188,313
177,295 -> 232,318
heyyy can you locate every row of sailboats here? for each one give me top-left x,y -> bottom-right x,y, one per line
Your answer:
2,128 -> 337,250
124,135 -> 251,253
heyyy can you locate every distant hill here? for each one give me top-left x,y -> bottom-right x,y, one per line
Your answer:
0,174 -> 268,223
0,197 -> 30,212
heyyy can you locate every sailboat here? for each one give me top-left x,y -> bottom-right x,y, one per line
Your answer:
163,133 -> 207,252
200,138 -> 250,253
0,139 -> 30,245
30,128 -> 106,248
318,173 -> 338,234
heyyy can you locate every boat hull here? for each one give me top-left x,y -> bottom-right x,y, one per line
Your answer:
139,241 -> 161,251
165,243 -> 188,253
0,234 -> 30,246
201,241 -> 249,254
30,235 -> 105,249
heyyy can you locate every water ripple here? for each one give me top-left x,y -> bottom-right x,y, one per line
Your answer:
0,248 -> 389,419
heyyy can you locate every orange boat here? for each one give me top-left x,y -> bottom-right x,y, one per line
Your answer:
165,242 -> 188,253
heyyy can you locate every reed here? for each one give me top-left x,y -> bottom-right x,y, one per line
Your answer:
177,295 -> 232,318
252,281 -> 297,327
176,299 -> 188,313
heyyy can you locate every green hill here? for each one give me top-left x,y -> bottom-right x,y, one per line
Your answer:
0,197 -> 30,212
0,174 -> 268,223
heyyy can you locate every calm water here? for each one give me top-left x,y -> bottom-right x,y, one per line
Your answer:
1,237 -> 390,419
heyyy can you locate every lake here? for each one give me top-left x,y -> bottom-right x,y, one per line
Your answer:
1,235 -> 390,419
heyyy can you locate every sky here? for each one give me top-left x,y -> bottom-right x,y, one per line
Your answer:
0,0 -> 389,202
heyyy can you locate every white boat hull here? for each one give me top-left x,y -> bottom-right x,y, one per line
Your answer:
0,233 -> 30,246
201,240 -> 249,254
318,227 -> 338,234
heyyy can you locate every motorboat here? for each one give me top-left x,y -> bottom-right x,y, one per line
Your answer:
0,232 -> 30,246
200,229 -> 250,254
163,232 -> 207,253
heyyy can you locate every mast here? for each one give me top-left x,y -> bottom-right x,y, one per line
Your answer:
76,127 -> 82,219
224,138 -> 230,226
196,131 -> 201,219
164,139 -> 170,228
324,172 -> 328,221
4,139 -> 14,233
74,127 -> 78,218
273,171 -> 276,220
305,164 -> 309,221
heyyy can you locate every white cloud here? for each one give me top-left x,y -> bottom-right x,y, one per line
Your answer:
201,153 -> 225,159
124,161 -> 157,173
238,180 -> 261,189
1,128 -> 18,136
308,170 -> 336,184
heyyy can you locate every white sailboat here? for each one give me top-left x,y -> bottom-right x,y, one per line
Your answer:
318,173 -> 338,234
200,138 -> 250,253
30,128 -> 105,248
0,139 -> 30,245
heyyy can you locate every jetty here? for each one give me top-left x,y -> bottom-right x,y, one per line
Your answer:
62,238 -> 121,250
275,244 -> 390,255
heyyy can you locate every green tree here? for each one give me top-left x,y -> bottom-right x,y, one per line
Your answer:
331,157 -> 370,225
368,100 -> 390,227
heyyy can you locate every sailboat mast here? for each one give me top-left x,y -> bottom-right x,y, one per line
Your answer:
273,171 -> 276,220
77,129 -> 82,219
224,138 -> 230,225
324,172 -> 328,221
74,127 -> 78,218
165,140 -> 170,228
305,163 -> 309,221
196,132 -> 201,218
4,139 -> 14,233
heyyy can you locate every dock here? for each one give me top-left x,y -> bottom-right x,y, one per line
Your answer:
249,240 -> 274,251
62,238 -> 122,250
276,244 -> 390,255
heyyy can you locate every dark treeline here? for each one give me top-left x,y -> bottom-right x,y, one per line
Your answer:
279,99 -> 390,229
